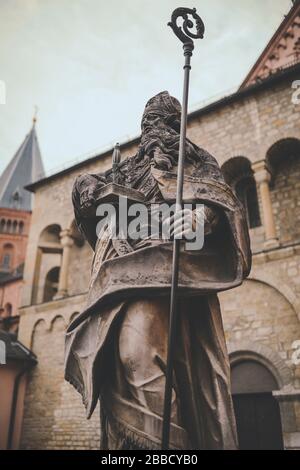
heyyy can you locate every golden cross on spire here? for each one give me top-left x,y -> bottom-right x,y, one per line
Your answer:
33,105 -> 38,124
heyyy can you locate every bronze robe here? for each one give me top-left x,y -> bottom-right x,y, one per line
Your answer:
65,157 -> 251,450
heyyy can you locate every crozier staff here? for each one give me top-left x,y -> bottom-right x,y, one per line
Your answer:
162,7 -> 205,450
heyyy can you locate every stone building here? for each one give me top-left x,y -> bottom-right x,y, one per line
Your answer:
0,120 -> 44,449
14,1 -> 300,449
0,119 -> 44,333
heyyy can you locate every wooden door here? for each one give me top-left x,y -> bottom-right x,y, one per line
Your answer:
233,392 -> 284,450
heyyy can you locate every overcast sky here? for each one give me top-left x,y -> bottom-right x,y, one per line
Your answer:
0,0 -> 292,176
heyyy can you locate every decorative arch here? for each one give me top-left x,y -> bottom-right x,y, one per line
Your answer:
228,341 -> 292,389
69,312 -> 80,324
247,274 -> 300,321
221,156 -> 252,186
39,224 -> 61,245
50,315 -> 66,332
31,224 -> 63,305
231,358 -> 279,394
266,137 -> 300,175
31,318 -> 47,334
30,318 -> 49,351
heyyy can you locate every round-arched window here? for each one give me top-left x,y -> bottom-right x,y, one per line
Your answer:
0,219 -> 5,233
235,177 -> 261,229
221,157 -> 261,229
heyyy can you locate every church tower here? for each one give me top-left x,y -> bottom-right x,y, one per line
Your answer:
0,119 -> 44,332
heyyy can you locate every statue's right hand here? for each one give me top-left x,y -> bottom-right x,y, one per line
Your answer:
73,173 -> 107,215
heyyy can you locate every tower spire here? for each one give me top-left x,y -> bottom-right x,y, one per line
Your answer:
0,119 -> 45,211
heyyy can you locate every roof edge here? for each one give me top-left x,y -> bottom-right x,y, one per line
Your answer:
240,1 -> 300,89
0,274 -> 23,286
26,61 -> 300,192
26,136 -> 140,192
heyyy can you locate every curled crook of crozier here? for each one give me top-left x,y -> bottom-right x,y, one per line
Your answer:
168,7 -> 205,46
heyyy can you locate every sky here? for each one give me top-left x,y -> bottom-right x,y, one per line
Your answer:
0,0 -> 293,177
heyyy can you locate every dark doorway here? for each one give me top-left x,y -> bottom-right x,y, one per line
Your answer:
231,359 -> 284,450
233,392 -> 283,450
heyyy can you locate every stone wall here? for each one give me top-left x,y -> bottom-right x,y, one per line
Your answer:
220,274 -> 300,385
20,313 -> 100,449
188,78 -> 300,166
0,279 -> 23,319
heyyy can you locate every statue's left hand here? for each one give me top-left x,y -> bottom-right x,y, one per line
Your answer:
162,206 -> 219,241
193,205 -> 220,236
162,208 -> 194,240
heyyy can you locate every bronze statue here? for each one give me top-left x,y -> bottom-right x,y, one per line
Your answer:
65,91 -> 251,450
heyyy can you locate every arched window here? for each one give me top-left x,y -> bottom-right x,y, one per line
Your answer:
0,219 -> 5,233
39,224 -> 61,244
221,157 -> 261,229
6,220 -> 12,233
12,220 -> 18,234
231,359 -> 283,450
235,177 -> 261,229
19,221 -> 24,235
4,303 -> 12,317
32,225 -> 63,304
43,267 -> 60,302
1,244 -> 14,270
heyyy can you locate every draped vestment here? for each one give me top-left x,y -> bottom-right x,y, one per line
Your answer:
65,152 -> 251,449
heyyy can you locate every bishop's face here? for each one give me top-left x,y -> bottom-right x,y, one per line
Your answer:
142,91 -> 181,133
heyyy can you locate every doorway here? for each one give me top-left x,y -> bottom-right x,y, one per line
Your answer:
231,359 -> 284,450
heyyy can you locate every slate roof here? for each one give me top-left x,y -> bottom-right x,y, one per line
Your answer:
0,330 -> 37,364
0,123 -> 45,211
0,264 -> 24,286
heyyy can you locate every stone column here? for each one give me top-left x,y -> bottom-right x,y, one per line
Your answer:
55,229 -> 74,299
273,389 -> 300,450
252,160 -> 279,249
